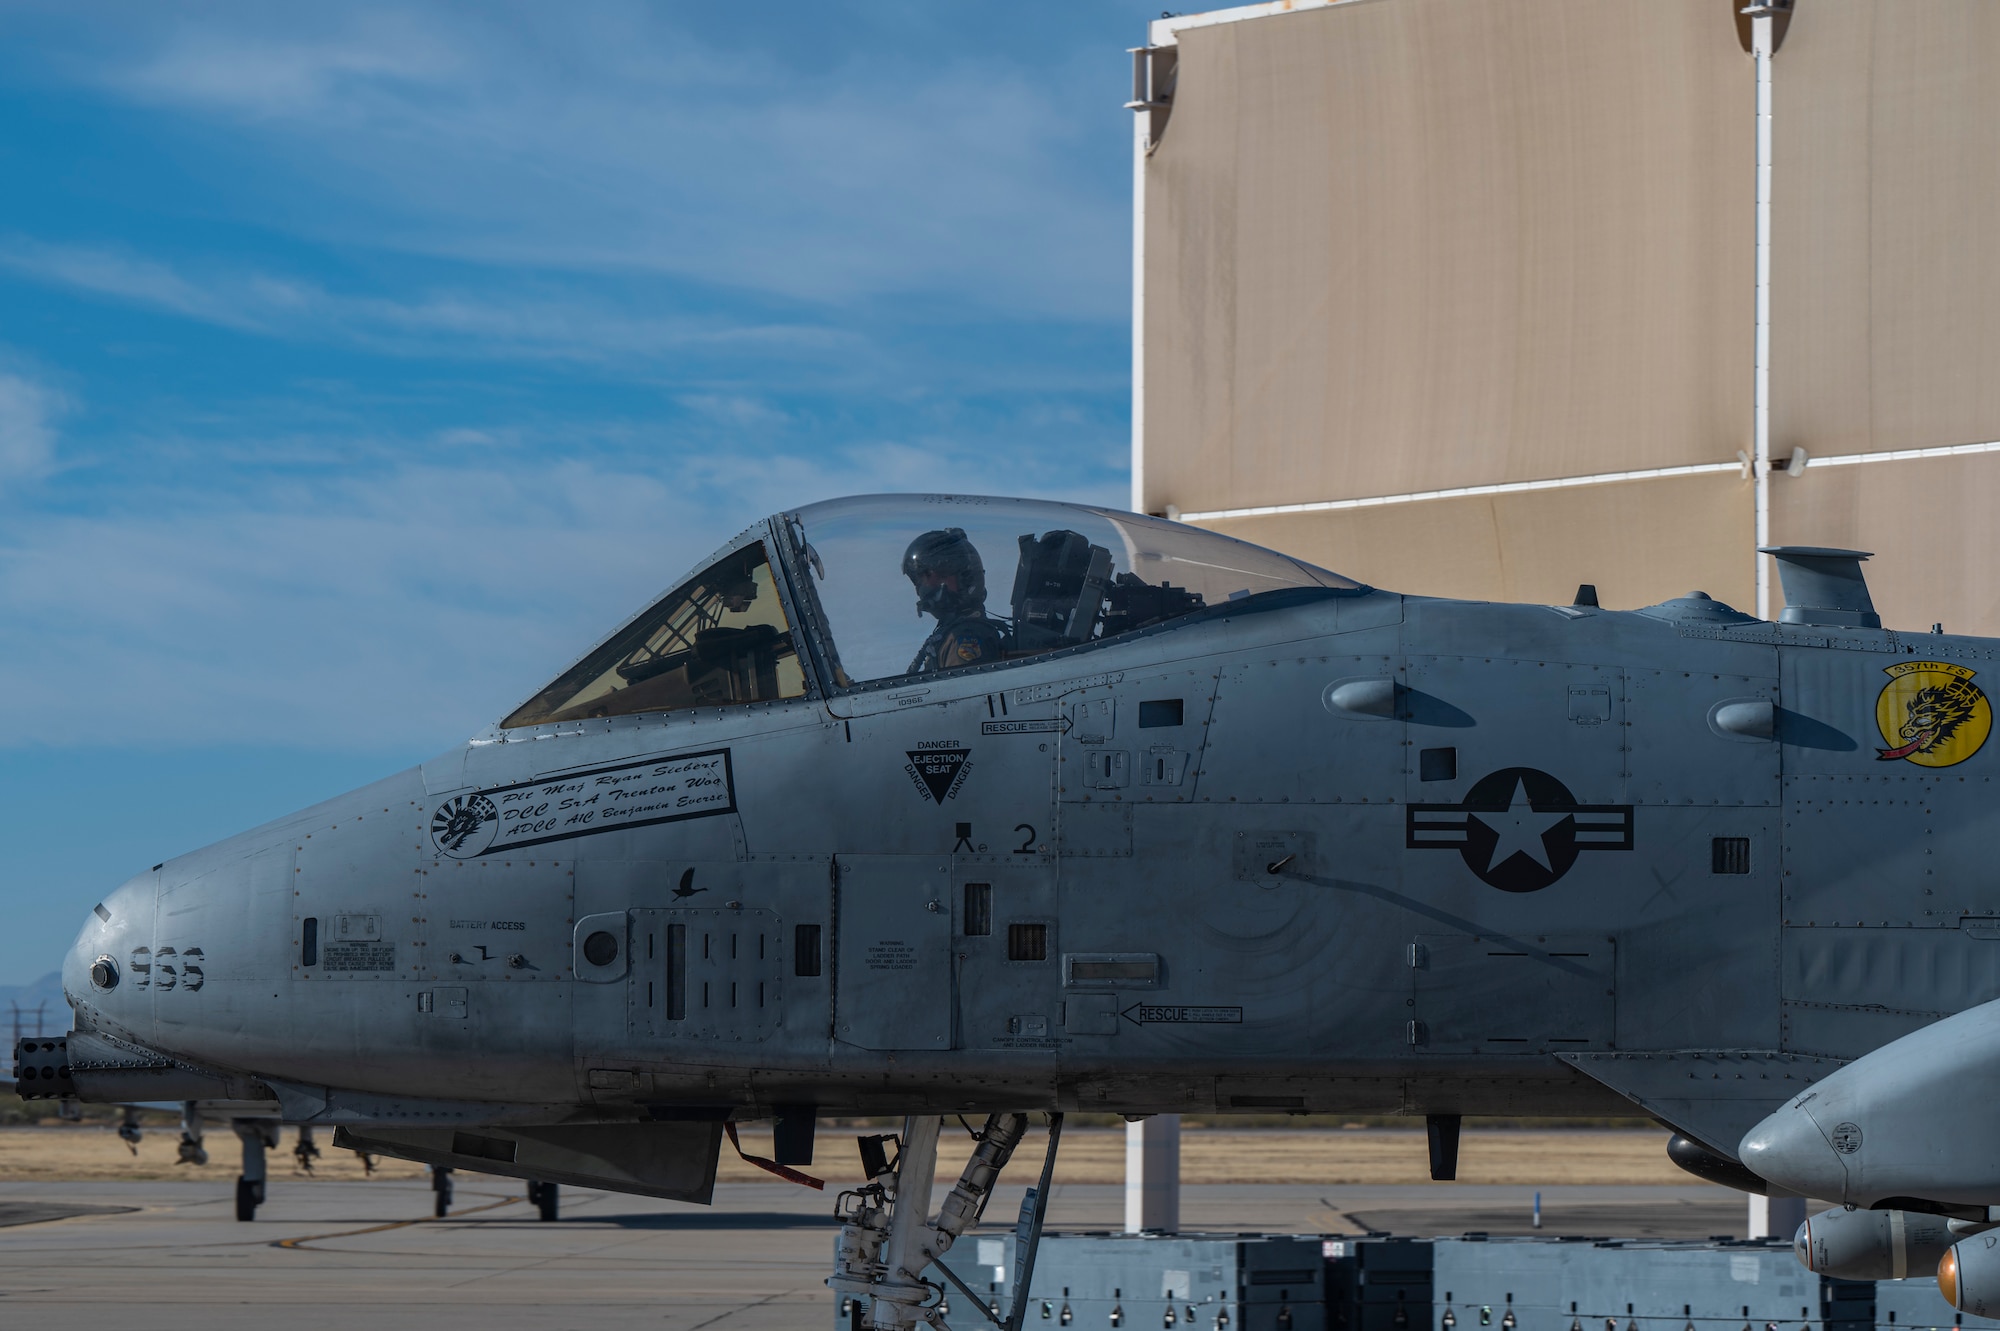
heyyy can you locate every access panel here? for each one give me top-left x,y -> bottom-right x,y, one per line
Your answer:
834,855 -> 952,1051
420,858 -> 576,984
629,907 -> 783,1044
293,832 -> 422,984
1411,933 -> 1615,1054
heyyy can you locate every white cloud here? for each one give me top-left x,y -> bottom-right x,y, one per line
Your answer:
0,241 -> 262,330
0,7 -> 1137,751
0,237 -> 865,369
0,373 -> 59,487
0,461 -> 728,750
59,5 -> 1131,321
0,426 -> 1123,751
676,394 -> 792,428
119,15 -> 462,120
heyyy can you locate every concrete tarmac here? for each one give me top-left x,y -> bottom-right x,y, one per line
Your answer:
0,1176 -> 1751,1330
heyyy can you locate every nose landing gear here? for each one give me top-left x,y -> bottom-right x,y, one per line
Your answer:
828,1112 -> 1062,1331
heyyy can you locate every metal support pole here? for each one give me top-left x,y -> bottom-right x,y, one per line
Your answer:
1748,1190 -> 1808,1240
1130,52 -> 1150,515
1752,8 -> 1775,618
1123,1115 -> 1180,1233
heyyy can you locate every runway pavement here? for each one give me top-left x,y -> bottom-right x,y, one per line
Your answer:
0,1176 -> 1752,1330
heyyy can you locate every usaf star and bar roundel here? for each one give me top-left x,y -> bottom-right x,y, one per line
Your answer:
1406,767 -> 1634,893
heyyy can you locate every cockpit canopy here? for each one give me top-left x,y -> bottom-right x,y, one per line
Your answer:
502,494 -> 1360,728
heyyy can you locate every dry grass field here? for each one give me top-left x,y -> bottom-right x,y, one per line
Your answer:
0,1123 -> 1686,1188
0,1125 -> 430,1183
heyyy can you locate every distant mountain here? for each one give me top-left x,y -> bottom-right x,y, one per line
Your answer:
0,972 -> 66,1037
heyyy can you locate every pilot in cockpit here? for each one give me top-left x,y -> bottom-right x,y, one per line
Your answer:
902,528 -> 1008,674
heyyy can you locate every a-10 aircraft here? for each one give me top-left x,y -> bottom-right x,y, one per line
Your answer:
15,493 -> 2000,1326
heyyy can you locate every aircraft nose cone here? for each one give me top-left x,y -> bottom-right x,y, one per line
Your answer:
62,876 -> 155,1034
1741,1102 -> 1849,1203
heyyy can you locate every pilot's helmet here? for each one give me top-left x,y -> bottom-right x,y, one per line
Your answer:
902,528 -> 987,619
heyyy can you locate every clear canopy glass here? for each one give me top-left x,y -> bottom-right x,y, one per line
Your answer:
500,495 -> 1362,727
502,542 -> 805,728
781,494 -> 1360,687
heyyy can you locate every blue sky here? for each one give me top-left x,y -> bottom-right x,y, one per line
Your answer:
0,2 -> 1157,985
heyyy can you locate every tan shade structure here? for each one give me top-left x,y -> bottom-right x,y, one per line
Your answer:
1771,1 -> 2000,462
1763,0 -> 2000,617
1137,0 -> 2000,635
1772,455 -> 2000,636
1201,472 -> 1756,613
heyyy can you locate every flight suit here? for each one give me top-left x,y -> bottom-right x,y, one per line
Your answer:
908,616 -> 1007,675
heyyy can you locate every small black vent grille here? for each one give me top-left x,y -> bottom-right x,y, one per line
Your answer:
1419,747 -> 1457,782
1712,837 -> 1751,875
793,923 -> 821,978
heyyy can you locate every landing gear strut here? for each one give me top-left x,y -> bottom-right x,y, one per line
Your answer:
294,1125 -> 320,1174
527,1179 -> 560,1222
232,1118 -> 280,1221
432,1165 -> 454,1217
116,1106 -> 142,1154
829,1112 -> 1062,1331
176,1102 -> 208,1166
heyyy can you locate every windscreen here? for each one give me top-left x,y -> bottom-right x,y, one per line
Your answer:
502,541 -> 805,727
783,495 -> 1358,687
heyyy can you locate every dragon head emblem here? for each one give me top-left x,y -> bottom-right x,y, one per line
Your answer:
1877,662 -> 1992,766
1897,678 -> 1983,755
429,793 -> 499,857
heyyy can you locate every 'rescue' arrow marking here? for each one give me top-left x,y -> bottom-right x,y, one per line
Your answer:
981,718 -> 1070,736
1121,1004 -> 1243,1026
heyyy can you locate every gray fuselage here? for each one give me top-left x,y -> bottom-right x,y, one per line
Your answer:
61,555 -> 1991,1138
